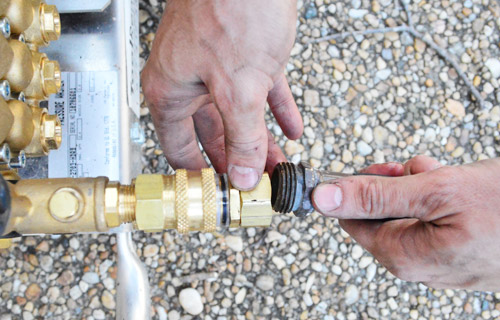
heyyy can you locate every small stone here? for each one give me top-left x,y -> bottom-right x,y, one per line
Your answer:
414,38 -> 426,53
357,141 -> 373,156
143,244 -> 159,257
284,140 -> 304,156
69,286 -> 82,300
304,90 -> 320,107
387,286 -> 398,297
57,270 -> 74,286
332,59 -> 346,72
256,275 -> 275,291
451,146 -> 465,158
225,235 -> 243,252
266,230 -> 283,243
272,256 -> 286,270
310,140 -> 324,159
485,58 -> 500,78
25,284 -> 41,301
82,272 -> 100,285
349,9 -> 368,19
101,290 -> 116,310
376,57 -> 387,70
342,149 -> 353,163
69,238 -> 80,250
179,288 -> 203,316
376,69 -> 391,80
359,256 -> 373,269
381,49 -> 393,60
445,99 -> 465,118
425,79 -> 434,87
235,288 -> 247,305
39,256 -> 53,272
345,285 -> 359,305
351,245 -> 363,259
330,160 -> 345,172
461,53 -> 471,64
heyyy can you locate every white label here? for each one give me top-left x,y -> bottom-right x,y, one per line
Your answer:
48,72 -> 120,180
124,0 -> 141,117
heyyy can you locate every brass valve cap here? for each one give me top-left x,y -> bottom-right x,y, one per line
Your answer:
41,58 -> 61,96
41,113 -> 62,151
40,4 -> 60,42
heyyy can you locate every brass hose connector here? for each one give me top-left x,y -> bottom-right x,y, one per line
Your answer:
0,36 -> 14,79
2,39 -> 33,92
0,0 -> 33,34
2,169 -> 275,236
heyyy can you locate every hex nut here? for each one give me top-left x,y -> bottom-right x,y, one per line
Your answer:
41,113 -> 62,151
41,4 -> 61,42
240,173 -> 274,227
135,174 -> 165,231
41,59 -> 61,96
104,182 -> 121,228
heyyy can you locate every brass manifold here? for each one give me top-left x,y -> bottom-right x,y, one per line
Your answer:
3,169 -> 275,236
0,0 -> 62,172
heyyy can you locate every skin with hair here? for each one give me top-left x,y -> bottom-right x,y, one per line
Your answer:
141,0 -> 303,191
313,155 -> 500,290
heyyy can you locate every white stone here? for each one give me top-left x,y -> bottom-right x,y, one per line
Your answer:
256,275 -> 275,291
304,90 -> 320,107
348,9 -> 368,19
82,272 -> 100,285
235,288 -> 247,305
69,286 -> 82,300
359,256 -> 373,269
225,235 -> 243,252
179,288 -> 204,316
351,245 -> 364,259
310,140 -> 324,159
376,69 -> 391,80
272,256 -> 286,270
357,141 -> 373,156
485,58 -> 500,78
345,285 -> 359,305
366,263 -> 377,281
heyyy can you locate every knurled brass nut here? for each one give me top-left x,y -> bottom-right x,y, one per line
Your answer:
42,114 -> 62,151
41,4 -> 61,42
135,174 -> 165,231
41,59 -> 61,96
104,182 -> 121,228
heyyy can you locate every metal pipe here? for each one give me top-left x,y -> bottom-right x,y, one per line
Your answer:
116,230 -> 150,320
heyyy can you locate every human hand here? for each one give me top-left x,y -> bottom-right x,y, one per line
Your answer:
312,155 -> 500,290
141,0 -> 302,190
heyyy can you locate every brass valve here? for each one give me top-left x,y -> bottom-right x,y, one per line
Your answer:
0,97 -> 62,157
0,0 -> 60,47
1,169 -> 275,236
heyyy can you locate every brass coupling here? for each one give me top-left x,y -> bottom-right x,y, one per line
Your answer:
2,169 -> 275,236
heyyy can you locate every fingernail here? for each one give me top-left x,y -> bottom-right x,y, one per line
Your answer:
228,165 -> 259,191
313,183 -> 343,215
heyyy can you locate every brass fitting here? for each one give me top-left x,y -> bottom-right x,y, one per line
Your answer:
2,39 -> 33,92
0,0 -> 33,34
23,1 -> 60,48
3,169 -> 275,236
0,99 -> 62,156
24,51 -> 61,100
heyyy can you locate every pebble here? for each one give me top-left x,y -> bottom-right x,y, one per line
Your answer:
179,288 -> 203,316
256,275 -> 275,291
304,90 -> 320,107
357,141 -> 373,156
225,235 -> 243,252
25,284 -> 41,301
235,288 -> 247,305
82,272 -> 100,285
445,99 -> 465,118
485,58 -> 500,78
348,9 -> 368,19
143,244 -> 159,257
345,285 -> 359,305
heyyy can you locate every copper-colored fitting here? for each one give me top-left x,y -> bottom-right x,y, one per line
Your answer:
24,51 -> 61,100
23,2 -> 61,47
2,39 -> 34,92
4,99 -> 34,151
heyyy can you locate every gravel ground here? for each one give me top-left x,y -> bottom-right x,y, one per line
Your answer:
1,0 -> 500,319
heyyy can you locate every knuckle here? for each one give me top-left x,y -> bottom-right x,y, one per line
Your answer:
357,178 -> 385,217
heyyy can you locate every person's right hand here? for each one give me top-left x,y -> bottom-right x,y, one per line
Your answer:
312,155 -> 500,290
141,0 -> 302,190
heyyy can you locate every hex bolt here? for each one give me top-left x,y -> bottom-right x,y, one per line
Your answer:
0,18 -> 11,38
0,144 -> 11,165
0,80 -> 11,100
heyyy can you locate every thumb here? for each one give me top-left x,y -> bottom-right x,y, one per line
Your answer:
312,169 -> 452,220
210,71 -> 272,190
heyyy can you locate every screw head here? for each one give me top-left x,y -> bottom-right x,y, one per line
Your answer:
0,81 -> 11,100
0,18 -> 11,38
0,144 -> 11,164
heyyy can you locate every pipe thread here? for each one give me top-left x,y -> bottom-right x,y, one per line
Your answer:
119,185 -> 136,223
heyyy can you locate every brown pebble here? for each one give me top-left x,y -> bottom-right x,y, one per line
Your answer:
25,284 -> 41,301
57,270 -> 75,286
